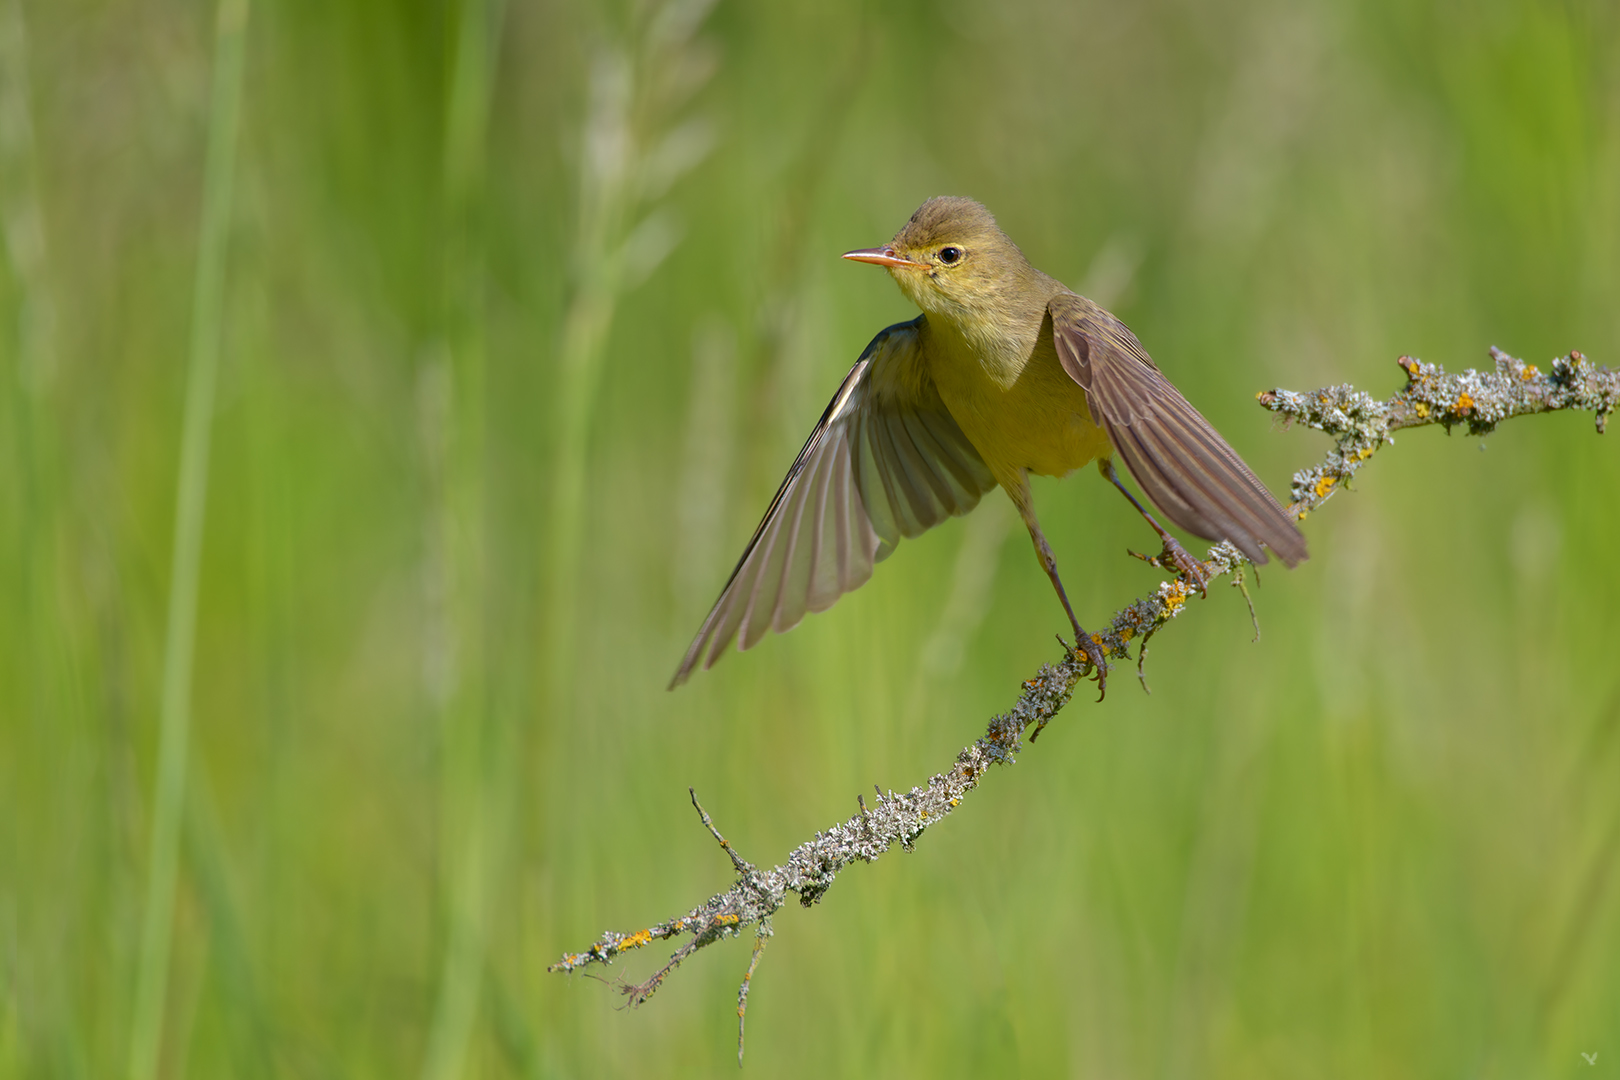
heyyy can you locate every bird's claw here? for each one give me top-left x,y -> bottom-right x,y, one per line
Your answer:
1153,537 -> 1209,597
1071,631 -> 1108,701
1127,541 -> 1210,596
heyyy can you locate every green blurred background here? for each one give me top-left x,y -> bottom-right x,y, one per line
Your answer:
3,0 -> 1619,1076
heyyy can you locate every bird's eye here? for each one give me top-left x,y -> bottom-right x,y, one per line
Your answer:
938,246 -> 963,265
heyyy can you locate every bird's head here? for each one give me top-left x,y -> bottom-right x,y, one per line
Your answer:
843,197 -> 1036,323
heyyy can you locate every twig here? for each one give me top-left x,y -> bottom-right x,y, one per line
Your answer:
736,923 -> 771,1067
550,348 -> 1617,1058
1232,565 -> 1261,643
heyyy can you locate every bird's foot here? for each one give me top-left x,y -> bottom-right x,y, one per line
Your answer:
1059,628 -> 1109,701
1161,537 -> 1210,597
1128,537 -> 1210,598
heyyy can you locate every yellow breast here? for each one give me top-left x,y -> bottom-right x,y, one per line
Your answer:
923,315 -> 1110,483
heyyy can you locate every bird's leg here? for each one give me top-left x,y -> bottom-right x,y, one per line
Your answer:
1008,483 -> 1108,697
1100,458 -> 1209,595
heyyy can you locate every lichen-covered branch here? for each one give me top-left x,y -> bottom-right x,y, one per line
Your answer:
550,348 -> 1615,1055
1257,347 -> 1616,517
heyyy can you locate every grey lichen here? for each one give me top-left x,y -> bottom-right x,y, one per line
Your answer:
552,347 -> 1614,1060
1256,382 -> 1391,512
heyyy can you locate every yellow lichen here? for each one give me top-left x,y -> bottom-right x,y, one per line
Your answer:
1314,475 -> 1336,498
1357,445 -> 1375,460
1454,391 -> 1473,413
1415,401 -> 1430,418
619,929 -> 654,951
716,914 -> 740,926
1522,365 -> 1538,380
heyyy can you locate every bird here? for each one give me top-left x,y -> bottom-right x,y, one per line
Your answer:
669,196 -> 1306,693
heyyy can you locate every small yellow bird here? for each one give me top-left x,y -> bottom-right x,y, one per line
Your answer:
671,197 -> 1305,692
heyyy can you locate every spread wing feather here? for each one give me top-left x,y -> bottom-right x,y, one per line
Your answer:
1049,292 -> 1307,568
671,317 -> 997,686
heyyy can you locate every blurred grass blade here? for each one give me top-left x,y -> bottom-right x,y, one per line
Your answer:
420,0 -> 508,1077
545,4 -> 714,715
544,47 -> 633,714
126,0 -> 249,1077
183,775 -> 272,1078
0,0 -> 55,396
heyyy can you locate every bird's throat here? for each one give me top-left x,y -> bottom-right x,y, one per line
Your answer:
926,298 -> 1044,389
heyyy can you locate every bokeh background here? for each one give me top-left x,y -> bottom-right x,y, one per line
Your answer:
3,0 -> 1619,1076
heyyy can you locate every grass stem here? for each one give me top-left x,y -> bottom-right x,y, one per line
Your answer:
126,1 -> 249,1077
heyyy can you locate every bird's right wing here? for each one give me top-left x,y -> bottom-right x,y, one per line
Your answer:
670,316 -> 996,687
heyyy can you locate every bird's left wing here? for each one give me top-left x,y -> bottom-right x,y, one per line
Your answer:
671,316 -> 996,687
1048,291 -> 1307,567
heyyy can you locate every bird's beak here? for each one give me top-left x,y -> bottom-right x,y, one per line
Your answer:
842,245 -> 926,269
